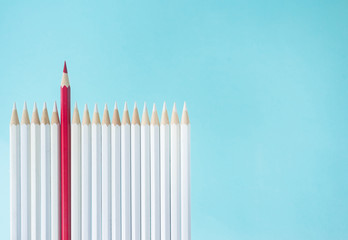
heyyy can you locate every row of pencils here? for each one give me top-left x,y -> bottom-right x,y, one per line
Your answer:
9,62 -> 191,240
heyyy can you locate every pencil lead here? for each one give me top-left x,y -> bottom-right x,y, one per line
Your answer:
122,102 -> 130,125
63,61 -> 68,73
92,104 -> 101,124
41,102 -> 50,124
32,102 -> 40,124
161,102 -> 169,125
10,102 -> 19,125
112,102 -> 120,126
171,103 -> 179,124
53,101 -> 58,112
132,102 -> 140,125
21,102 -> 30,125
151,103 -> 159,125
82,104 -> 91,125
102,104 -> 110,125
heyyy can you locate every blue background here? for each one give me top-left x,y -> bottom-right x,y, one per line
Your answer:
1,1 -> 348,239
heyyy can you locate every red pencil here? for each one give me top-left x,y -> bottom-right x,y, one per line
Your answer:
60,61 -> 71,240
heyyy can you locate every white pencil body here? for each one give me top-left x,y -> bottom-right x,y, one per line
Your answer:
171,123 -> 181,240
10,124 -> 20,240
82,124 -> 91,240
51,121 -> 60,240
41,122 -> 51,239
21,123 -> 31,240
121,124 -> 131,240
151,124 -> 160,240
131,123 -> 140,240
181,123 -> 191,240
140,124 -> 150,240
92,123 -> 102,240
31,121 -> 40,240
102,123 -> 111,239
111,124 -> 121,240
160,123 -> 170,240
72,122 -> 81,240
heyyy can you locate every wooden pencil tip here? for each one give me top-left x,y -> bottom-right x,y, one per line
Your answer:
82,104 -> 91,125
104,104 -> 108,111
84,104 -> 88,111
53,101 -> 58,112
141,103 -> 150,125
74,102 -> 78,109
171,103 -> 179,124
92,104 -> 101,124
10,103 -> 19,125
131,103 -> 140,125
124,102 -> 128,112
112,104 -> 121,126
23,101 -> 27,110
152,103 -> 157,113
183,102 -> 187,111
134,102 -> 137,110
72,104 -> 80,124
63,61 -> 68,73
33,102 -> 37,112
151,104 -> 159,125
13,102 -> 16,111
32,102 -> 40,124
114,102 -> 118,110
41,103 -> 50,124
102,105 -> 110,125
21,102 -> 30,125
122,102 -> 130,125
43,102 -> 47,110
161,102 -> 169,125
173,102 -> 177,112
181,102 -> 190,124
94,104 -> 98,113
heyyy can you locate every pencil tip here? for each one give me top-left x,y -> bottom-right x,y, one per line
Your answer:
23,101 -> 27,110
13,102 -> 16,111
183,102 -> 187,111
152,103 -> 157,112
124,102 -> 128,111
53,102 -> 57,112
162,102 -> 167,111
104,104 -> 108,111
134,102 -> 137,110
43,102 -> 47,110
74,102 -> 77,109
143,102 -> 147,110
94,104 -> 98,113
84,104 -> 88,111
33,102 -> 37,111
173,102 -> 177,112
114,102 -> 118,110
63,61 -> 67,73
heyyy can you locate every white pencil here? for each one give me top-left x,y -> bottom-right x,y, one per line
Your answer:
72,103 -> 81,240
51,102 -> 60,240
181,103 -> 191,240
121,102 -> 131,240
171,103 -> 181,240
141,103 -> 150,240
10,103 -> 20,240
102,104 -> 111,239
111,102 -> 121,240
41,103 -> 51,239
160,102 -> 170,240
92,104 -> 102,240
82,104 -> 92,240
131,103 -> 140,240
21,102 -> 31,240
151,104 -> 160,240
31,102 -> 41,240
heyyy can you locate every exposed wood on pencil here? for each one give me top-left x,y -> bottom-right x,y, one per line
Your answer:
112,102 -> 121,126
181,102 -> 190,124
61,61 -> 70,87
122,102 -> 130,125
161,102 -> 169,125
32,102 -> 40,124
151,104 -> 159,125
171,103 -> 179,124
41,102 -> 50,124
102,104 -> 111,125
141,103 -> 150,125
132,103 -> 140,125
51,102 -> 60,124
92,104 -> 101,124
82,104 -> 91,125
72,103 -> 81,124
11,103 -> 20,125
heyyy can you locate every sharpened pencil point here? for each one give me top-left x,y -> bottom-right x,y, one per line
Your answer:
142,103 -> 150,125
21,102 -> 30,125
74,102 -> 77,109
132,102 -> 140,125
104,104 -> 108,111
13,102 -> 16,111
114,102 -> 118,110
41,102 -> 50,124
181,102 -> 190,124
94,104 -> 98,113
161,102 -> 169,125
171,103 -> 179,124
102,104 -> 110,125
152,103 -> 156,113
124,102 -> 128,111
53,102 -> 58,112
32,102 -> 40,124
82,104 -> 91,125
84,104 -> 88,111
122,102 -> 130,125
112,103 -> 121,126
151,104 -> 159,125
23,101 -> 27,110
43,102 -> 47,109
183,102 -> 187,111
92,104 -> 101,124
33,102 -> 37,111
173,102 -> 177,112
63,61 -> 67,73
72,104 -> 80,124
10,102 -> 19,125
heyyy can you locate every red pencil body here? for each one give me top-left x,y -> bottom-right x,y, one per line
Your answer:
60,62 -> 71,240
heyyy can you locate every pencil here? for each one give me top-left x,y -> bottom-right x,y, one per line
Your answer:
10,103 -> 20,240
111,102 -> 121,240
21,102 -> 31,239
140,103 -> 150,240
102,104 -> 111,239
82,104 -> 92,240
121,102 -> 131,240
51,102 -> 60,240
181,103 -> 191,240
171,103 -> 181,240
41,102 -> 51,239
160,102 -> 170,240
131,103 -> 141,240
31,102 -> 41,240
71,103 -> 81,240
150,104 -> 160,240
60,61 -> 71,240
92,104 -> 102,240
